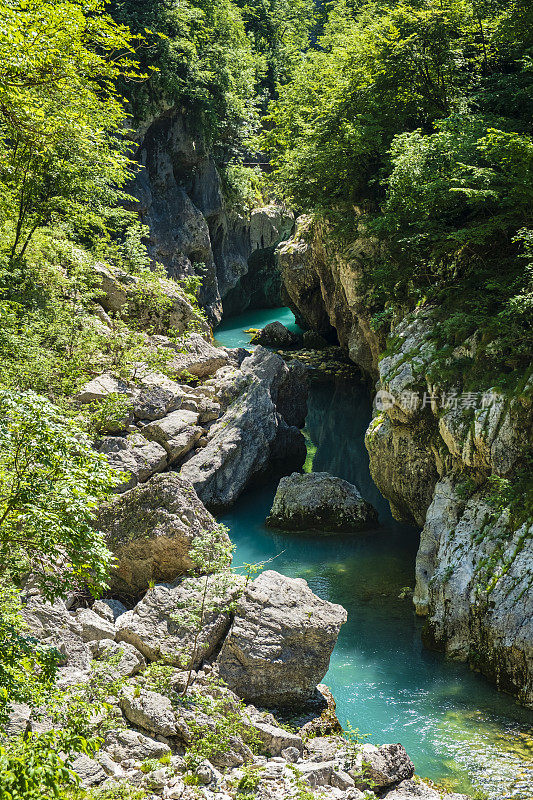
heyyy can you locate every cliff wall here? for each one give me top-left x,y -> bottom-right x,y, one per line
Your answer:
130,109 -> 293,322
277,217 -> 533,704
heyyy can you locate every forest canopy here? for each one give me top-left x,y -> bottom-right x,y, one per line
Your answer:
260,0 -> 533,383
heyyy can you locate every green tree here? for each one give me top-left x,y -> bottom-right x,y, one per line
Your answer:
261,0 -> 533,214
0,390 -> 118,599
109,0 -> 260,156
0,0 -> 140,265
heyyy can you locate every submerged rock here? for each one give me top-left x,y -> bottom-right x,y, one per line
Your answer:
96,473 -> 231,595
217,570 -> 347,707
267,472 -> 378,532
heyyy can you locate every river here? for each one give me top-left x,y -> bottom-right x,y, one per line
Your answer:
214,308 -> 533,799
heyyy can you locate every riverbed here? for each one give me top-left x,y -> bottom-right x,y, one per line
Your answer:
215,308 -> 533,798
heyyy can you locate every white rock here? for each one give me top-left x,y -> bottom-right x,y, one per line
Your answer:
141,409 -> 203,463
73,607 -> 116,642
217,570 -> 347,706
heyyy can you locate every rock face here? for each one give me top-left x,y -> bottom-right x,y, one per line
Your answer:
267,472 -> 378,532
277,216 -> 383,374
276,217 -> 533,704
217,570 -> 347,706
96,473 -> 230,595
130,110 -> 293,320
180,348 -> 307,510
415,478 -> 533,705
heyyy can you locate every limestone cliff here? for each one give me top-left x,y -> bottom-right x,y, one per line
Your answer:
130,109 -> 293,322
276,217 -> 533,704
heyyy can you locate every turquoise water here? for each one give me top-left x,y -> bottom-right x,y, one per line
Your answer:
214,306 -> 302,349
215,309 -> 533,798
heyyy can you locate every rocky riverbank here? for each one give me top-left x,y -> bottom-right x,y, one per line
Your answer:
276,218 -> 533,705
5,305 -> 473,798
15,470 -> 467,800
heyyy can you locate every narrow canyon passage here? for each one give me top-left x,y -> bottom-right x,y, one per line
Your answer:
216,308 -> 533,799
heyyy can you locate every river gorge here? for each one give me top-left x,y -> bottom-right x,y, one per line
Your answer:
216,308 -> 533,800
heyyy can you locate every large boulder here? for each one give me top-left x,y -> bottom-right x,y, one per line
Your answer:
217,570 -> 347,706
120,687 -> 184,739
89,639 -> 146,678
103,729 -> 171,764
72,608 -> 116,643
180,348 -> 306,510
75,374 -> 133,405
266,472 -> 378,532
116,573 -> 244,668
20,593 -> 91,681
251,321 -> 298,348
350,743 -> 414,791
96,473 -> 231,595
165,333 -> 230,378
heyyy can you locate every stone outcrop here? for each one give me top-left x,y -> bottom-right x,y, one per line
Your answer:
217,570 -> 347,706
277,216 -> 383,374
96,473 -> 230,595
163,332 -> 230,378
91,261 -> 208,336
267,472 -> 378,532
130,109 -> 294,320
16,583 -> 467,800
79,339 -> 305,511
350,743 -> 414,791
276,217 -> 532,704
180,348 -> 307,510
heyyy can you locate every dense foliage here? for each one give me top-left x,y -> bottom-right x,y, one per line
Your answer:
262,0 -> 533,386
0,390 -> 118,598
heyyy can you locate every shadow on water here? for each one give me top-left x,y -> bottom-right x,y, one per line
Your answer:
216,308 -> 533,798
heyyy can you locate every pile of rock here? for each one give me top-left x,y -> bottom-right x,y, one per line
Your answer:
16,581 -> 467,800
76,342 -> 308,507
